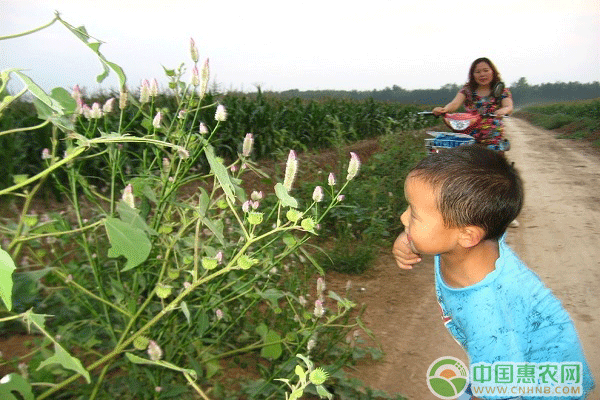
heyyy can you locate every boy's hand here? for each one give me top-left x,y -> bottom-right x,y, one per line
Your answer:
392,232 -> 422,269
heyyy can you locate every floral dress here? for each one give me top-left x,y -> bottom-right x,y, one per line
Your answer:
459,85 -> 512,146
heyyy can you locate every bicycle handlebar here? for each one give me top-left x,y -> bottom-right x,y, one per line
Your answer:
417,111 -> 507,118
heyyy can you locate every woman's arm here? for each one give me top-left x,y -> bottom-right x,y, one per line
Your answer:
433,92 -> 466,115
495,96 -> 514,117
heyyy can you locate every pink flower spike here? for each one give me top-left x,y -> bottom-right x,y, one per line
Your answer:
200,58 -> 210,96
90,103 -> 103,119
314,300 -> 325,318
242,133 -> 254,157
150,79 -> 159,97
242,200 -> 251,213
147,340 -> 163,361
283,150 -> 298,192
215,104 -> 227,122
140,80 -> 150,104
312,186 -> 324,203
102,98 -> 115,113
328,173 -> 336,186
82,104 -> 92,119
250,190 -> 263,201
153,111 -> 162,129
122,184 -> 135,208
346,152 -> 361,181
119,86 -> 128,110
316,277 -> 326,295
41,148 -> 51,160
191,66 -> 200,86
199,122 -> 209,135
216,309 -> 224,321
190,38 -> 199,63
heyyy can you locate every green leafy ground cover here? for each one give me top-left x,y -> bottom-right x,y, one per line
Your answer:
514,98 -> 600,146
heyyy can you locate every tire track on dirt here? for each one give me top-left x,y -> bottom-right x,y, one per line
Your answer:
506,118 -> 600,399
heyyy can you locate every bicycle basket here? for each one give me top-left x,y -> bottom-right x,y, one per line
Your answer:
442,113 -> 481,133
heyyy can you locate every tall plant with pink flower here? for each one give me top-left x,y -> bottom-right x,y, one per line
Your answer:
0,14 -> 372,400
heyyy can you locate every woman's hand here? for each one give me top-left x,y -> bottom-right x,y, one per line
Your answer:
392,232 -> 422,269
432,106 -> 446,116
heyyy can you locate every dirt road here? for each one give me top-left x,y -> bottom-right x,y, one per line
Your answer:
345,118 -> 600,399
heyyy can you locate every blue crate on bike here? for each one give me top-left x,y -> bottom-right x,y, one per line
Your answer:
432,134 -> 475,149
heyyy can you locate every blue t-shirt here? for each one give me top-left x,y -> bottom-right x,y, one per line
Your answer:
435,237 -> 595,399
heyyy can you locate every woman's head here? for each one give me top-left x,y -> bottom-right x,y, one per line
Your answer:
468,57 -> 501,92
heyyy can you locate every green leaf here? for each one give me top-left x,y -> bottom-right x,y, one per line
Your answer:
57,19 -> 127,86
298,247 -> 325,275
289,388 -> 303,400
37,342 -> 91,383
0,249 -> 16,310
260,330 -> 282,360
31,96 -> 75,131
257,288 -> 285,309
328,290 -> 356,309
275,183 -> 298,208
204,144 -> 236,202
12,174 -> 29,185
255,323 -> 268,338
199,217 -> 225,246
315,384 -> 333,399
117,201 -> 156,235
105,217 -> 151,272
0,373 -> 34,400
125,353 -> 197,379
295,365 -> 306,385
21,310 -> 49,333
180,301 -> 191,325
12,70 -> 63,114
50,87 -> 77,114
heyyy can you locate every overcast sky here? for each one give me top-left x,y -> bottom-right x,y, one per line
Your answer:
1,0 -> 599,95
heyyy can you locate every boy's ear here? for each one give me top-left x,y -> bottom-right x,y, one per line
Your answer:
458,225 -> 486,248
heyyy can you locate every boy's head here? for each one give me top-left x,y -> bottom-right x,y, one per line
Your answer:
407,145 -> 523,241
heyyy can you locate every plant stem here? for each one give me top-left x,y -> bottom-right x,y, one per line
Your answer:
184,372 -> 212,400
54,270 -> 133,318
0,15 -> 58,40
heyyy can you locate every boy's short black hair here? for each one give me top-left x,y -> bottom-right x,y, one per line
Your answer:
408,145 -> 523,240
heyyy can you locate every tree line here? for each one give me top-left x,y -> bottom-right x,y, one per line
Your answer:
266,79 -> 600,107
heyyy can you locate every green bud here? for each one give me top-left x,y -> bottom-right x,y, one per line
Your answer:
133,336 -> 150,350
300,217 -> 316,232
286,209 -> 302,223
247,211 -> 264,225
202,257 -> 218,270
155,283 -> 173,299
217,199 -> 228,209
237,255 -> 258,270
167,268 -> 180,280
309,368 -> 329,385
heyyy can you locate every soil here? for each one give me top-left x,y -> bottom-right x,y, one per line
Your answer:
2,118 -> 599,399
334,118 -> 600,399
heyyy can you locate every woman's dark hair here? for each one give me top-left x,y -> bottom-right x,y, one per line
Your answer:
468,57 -> 501,92
408,145 -> 523,241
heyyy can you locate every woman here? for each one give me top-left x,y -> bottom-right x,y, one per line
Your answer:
433,57 -> 513,148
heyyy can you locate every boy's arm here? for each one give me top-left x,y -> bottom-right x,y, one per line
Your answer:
392,232 -> 421,269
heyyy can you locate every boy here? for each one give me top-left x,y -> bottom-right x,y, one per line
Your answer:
392,145 -> 594,399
